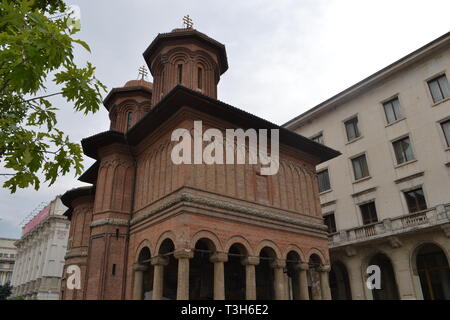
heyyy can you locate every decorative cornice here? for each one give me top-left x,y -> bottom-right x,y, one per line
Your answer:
131,192 -> 327,232
394,171 -> 424,184
351,187 -> 377,198
90,218 -> 129,228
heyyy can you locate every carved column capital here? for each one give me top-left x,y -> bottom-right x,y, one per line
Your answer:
270,259 -> 286,269
151,256 -> 169,266
295,263 -> 310,271
210,252 -> 228,263
133,263 -> 148,272
241,256 -> 260,266
318,265 -> 331,273
173,249 -> 194,260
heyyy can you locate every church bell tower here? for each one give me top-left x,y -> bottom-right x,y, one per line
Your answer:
143,17 -> 228,105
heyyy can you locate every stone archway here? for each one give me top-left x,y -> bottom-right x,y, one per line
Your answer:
256,247 -> 277,300
329,261 -> 352,300
308,254 -> 322,300
415,243 -> 450,300
369,253 -> 399,300
225,243 -> 247,300
155,238 -> 177,300
133,246 -> 153,300
189,238 -> 216,300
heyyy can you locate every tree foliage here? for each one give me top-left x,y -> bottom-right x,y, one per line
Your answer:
0,282 -> 12,300
0,0 -> 106,192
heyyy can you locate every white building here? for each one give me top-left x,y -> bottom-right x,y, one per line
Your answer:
0,238 -> 17,287
11,196 -> 69,300
285,32 -> 450,300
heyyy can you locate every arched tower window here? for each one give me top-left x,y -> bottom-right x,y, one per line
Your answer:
127,112 -> 133,130
197,67 -> 203,90
177,64 -> 183,84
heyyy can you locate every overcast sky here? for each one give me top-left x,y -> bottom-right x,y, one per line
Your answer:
1,0 -> 449,239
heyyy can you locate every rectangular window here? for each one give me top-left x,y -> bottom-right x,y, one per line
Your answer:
177,64 -> 183,84
324,213 -> 337,233
317,169 -> 331,193
312,133 -> 324,145
428,74 -> 450,103
393,136 -> 414,164
404,188 -> 427,213
198,67 -> 203,89
352,154 -> 369,180
360,202 -> 378,225
442,120 -> 450,147
345,117 -> 360,141
383,97 -> 403,124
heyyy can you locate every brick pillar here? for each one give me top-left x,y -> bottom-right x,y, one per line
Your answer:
319,265 -> 332,300
132,263 -> 148,300
271,259 -> 287,300
151,257 -> 168,300
174,250 -> 193,300
241,257 -> 259,300
210,252 -> 228,300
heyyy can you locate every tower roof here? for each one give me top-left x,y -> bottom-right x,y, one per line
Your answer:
103,80 -> 153,111
143,28 -> 229,75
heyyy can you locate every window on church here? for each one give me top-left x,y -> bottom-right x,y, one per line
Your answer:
177,64 -> 183,84
127,112 -> 133,130
198,67 -> 203,90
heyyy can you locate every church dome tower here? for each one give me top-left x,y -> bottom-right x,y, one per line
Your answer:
143,26 -> 228,105
103,79 -> 153,132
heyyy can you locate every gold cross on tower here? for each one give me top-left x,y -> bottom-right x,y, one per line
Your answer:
138,65 -> 149,80
183,15 -> 193,29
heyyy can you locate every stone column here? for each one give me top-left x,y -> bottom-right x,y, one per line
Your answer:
132,263 -> 148,300
271,259 -> 287,300
390,249 -> 418,300
174,249 -> 193,300
345,257 -> 366,300
151,256 -> 168,300
319,265 -> 332,300
241,256 -> 259,300
210,252 -> 228,300
295,263 -> 310,300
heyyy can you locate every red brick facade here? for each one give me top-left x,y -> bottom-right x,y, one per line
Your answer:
61,28 -> 339,300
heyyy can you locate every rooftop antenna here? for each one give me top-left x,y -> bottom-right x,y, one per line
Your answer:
183,15 -> 194,29
137,65 -> 149,81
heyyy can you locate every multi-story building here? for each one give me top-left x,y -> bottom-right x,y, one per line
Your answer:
284,32 -> 450,300
0,238 -> 17,287
11,196 -> 69,300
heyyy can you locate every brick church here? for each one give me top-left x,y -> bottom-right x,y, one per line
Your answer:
60,24 -> 340,300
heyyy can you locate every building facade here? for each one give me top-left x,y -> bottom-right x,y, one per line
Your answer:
60,26 -> 340,300
0,238 -> 17,287
11,196 -> 70,300
285,32 -> 450,300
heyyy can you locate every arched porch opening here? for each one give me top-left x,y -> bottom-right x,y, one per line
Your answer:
369,253 -> 399,300
134,246 -> 153,300
286,251 -> 301,300
329,260 -> 352,300
308,254 -> 322,300
255,247 -> 276,300
190,238 -> 215,300
225,243 -> 246,300
415,243 -> 450,300
157,238 -> 177,300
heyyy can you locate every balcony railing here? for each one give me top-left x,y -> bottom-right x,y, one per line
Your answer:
329,203 -> 450,247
